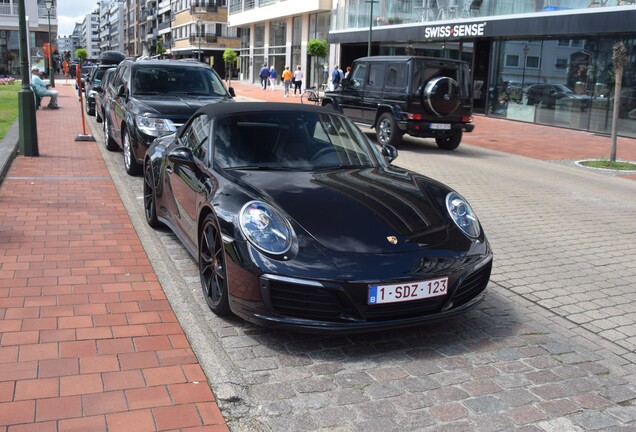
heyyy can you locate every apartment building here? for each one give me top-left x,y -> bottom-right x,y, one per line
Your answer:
228,0 -> 333,88
0,0 -> 58,75
99,0 -> 125,53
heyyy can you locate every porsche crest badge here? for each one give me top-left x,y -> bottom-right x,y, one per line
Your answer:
387,236 -> 398,245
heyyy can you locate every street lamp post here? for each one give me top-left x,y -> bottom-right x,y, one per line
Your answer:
44,0 -> 55,88
17,0 -> 38,156
521,45 -> 529,88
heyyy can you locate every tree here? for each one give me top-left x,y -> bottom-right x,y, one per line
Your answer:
75,48 -> 88,63
307,38 -> 328,89
156,40 -> 167,59
223,48 -> 238,86
610,41 -> 627,162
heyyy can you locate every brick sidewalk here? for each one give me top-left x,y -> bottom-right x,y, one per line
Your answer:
0,84 -> 228,431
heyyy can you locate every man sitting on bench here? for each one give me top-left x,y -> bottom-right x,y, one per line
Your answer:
31,66 -> 59,109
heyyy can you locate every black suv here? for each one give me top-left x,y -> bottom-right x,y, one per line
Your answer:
104,58 -> 235,175
85,51 -> 125,116
323,56 -> 474,150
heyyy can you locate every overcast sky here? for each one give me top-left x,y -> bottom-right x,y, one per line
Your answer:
56,1 -> 97,37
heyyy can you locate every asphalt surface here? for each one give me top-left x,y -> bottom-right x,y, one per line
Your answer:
2,82 -> 636,431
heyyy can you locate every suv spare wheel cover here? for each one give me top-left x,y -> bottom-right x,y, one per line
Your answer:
423,76 -> 461,117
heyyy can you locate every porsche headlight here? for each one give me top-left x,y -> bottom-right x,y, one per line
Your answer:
446,192 -> 480,238
239,201 -> 294,255
135,115 -> 177,137
88,89 -> 97,98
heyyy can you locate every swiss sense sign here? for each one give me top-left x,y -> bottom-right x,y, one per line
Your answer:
423,22 -> 487,39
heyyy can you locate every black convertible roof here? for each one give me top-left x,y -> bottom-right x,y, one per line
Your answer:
196,102 -> 336,118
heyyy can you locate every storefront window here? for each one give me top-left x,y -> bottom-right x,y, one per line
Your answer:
308,12 -> 331,89
488,37 -> 636,138
239,27 -> 250,81
269,20 -> 286,82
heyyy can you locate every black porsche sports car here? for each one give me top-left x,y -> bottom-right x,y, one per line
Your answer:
144,102 -> 492,333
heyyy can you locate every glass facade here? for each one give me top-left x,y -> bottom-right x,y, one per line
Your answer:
334,0 -> 632,30
331,0 -> 636,138
488,37 -> 636,137
308,12 -> 331,89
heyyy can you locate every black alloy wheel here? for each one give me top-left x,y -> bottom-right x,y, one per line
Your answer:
123,128 -> 141,176
199,215 -> 231,316
143,160 -> 160,228
376,112 -> 403,147
435,131 -> 463,150
103,117 -> 117,151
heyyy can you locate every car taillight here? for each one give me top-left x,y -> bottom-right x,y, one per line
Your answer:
461,115 -> 473,123
407,113 -> 422,120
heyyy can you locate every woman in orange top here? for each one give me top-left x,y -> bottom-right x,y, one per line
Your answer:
281,66 -> 293,97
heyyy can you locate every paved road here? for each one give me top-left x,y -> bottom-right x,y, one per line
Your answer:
86,107 -> 636,431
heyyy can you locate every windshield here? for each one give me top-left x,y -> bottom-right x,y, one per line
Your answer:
213,111 -> 385,171
132,65 -> 227,96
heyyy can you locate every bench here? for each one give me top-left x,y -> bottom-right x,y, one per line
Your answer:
31,84 -> 42,109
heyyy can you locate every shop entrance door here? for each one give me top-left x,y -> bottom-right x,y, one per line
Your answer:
472,39 -> 491,114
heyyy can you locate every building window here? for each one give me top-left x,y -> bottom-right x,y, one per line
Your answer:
555,58 -> 568,70
505,54 -> 519,67
526,56 -> 541,69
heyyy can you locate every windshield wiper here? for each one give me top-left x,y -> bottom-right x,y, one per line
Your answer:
228,166 -> 297,171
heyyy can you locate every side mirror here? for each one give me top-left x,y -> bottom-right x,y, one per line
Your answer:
228,87 -> 236,98
381,144 -> 398,163
117,84 -> 126,97
168,147 -> 198,171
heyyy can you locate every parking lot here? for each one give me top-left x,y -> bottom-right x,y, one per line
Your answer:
86,97 -> 636,431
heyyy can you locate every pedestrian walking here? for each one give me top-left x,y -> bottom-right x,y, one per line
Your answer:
331,65 -> 343,91
259,64 -> 269,90
281,66 -> 293,97
268,66 -> 277,90
293,65 -> 303,96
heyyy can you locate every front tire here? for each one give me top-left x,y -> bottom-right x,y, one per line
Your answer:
85,98 -> 94,116
199,215 -> 231,316
376,112 -> 403,147
123,128 -> 141,176
436,131 -> 462,150
143,160 -> 160,228
103,117 -> 117,151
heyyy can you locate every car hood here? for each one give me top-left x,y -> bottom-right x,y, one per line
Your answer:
227,167 -> 460,254
132,96 -> 231,119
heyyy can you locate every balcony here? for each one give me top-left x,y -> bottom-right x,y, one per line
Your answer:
0,4 -> 18,16
37,6 -> 57,19
146,28 -> 158,41
192,4 -> 218,14
189,33 -> 218,44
